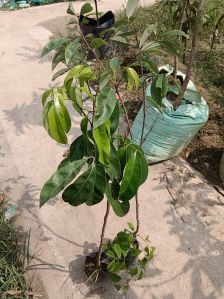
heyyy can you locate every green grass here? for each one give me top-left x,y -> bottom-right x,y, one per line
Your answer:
0,200 -> 29,299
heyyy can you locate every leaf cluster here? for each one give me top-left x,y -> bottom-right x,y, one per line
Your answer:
102,223 -> 155,292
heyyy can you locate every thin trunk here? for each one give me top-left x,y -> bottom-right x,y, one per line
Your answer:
182,37 -> 187,64
94,0 -> 99,26
97,201 -> 110,267
176,0 -> 205,106
173,0 -> 188,77
134,193 -> 140,236
211,14 -> 224,50
135,32 -> 147,236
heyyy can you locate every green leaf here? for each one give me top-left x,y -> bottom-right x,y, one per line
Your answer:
69,135 -> 86,161
150,75 -> 162,106
41,38 -> 69,57
150,74 -> 168,106
118,142 -> 144,172
65,65 -> 94,89
106,143 -> 121,180
99,71 -> 111,90
126,0 -> 140,19
114,29 -> 134,37
110,101 -> 120,135
119,152 -> 142,201
62,163 -> 96,206
53,89 -> 71,133
86,163 -> 107,206
52,68 -> 70,81
69,134 -> 93,162
126,68 -> 139,91
142,41 -> 160,52
42,89 -> 51,106
57,156 -> 70,170
140,24 -> 157,48
113,244 -> 122,258
111,35 -> 136,46
159,38 -> 182,56
113,260 -> 125,272
65,39 -> 81,65
146,96 -> 163,113
80,116 -> 88,135
67,3 -> 76,15
107,272 -> 122,283
93,121 -> 111,167
127,222 -> 135,232
143,60 -> 159,75
106,183 -> 130,217
106,250 -> 116,259
69,86 -> 83,115
110,57 -> 123,69
52,50 -> 65,71
138,151 -> 148,185
80,3 -> 93,15
94,87 -> 117,129
91,38 -> 107,49
163,30 -> 188,38
43,102 -> 68,144
40,158 -> 87,207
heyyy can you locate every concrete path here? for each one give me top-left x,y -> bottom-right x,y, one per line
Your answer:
0,1 -> 224,299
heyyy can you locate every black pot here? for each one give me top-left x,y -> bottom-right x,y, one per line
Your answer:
79,11 -> 116,58
85,252 -> 108,281
85,241 -> 139,281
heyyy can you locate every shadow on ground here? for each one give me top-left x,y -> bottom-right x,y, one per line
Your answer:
3,92 -> 44,135
156,159 -> 224,299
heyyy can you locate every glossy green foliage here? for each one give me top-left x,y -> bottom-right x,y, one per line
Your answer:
42,88 -> 71,144
103,225 -> 155,291
39,0 -> 184,213
62,163 -> 96,206
40,158 -> 87,207
93,121 -> 111,167
93,88 -> 117,129
41,38 -> 69,57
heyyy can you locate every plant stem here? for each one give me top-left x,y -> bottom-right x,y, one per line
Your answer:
134,193 -> 140,236
135,33 -> 146,145
173,0 -> 188,78
134,33 -> 147,236
176,0 -> 205,105
94,0 -> 99,26
97,200 -> 110,267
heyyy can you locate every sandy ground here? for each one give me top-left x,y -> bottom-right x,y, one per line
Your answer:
0,1 -> 224,299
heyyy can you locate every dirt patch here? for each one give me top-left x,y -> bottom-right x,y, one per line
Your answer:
182,84 -> 224,188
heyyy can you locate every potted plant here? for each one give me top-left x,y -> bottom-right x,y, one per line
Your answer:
39,0 -> 187,292
128,0 -> 208,164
